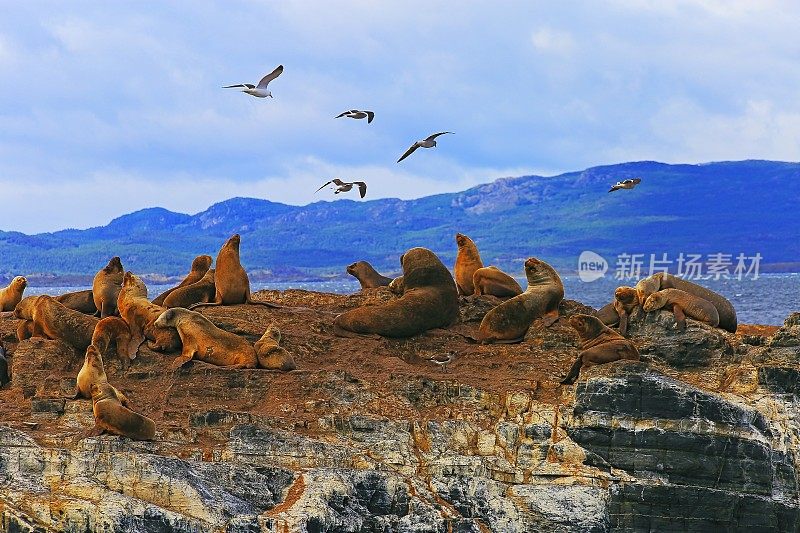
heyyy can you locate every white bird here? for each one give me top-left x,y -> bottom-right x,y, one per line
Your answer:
428,352 -> 455,373
223,65 -> 284,98
397,132 -> 454,163
608,177 -> 642,193
335,109 -> 375,123
315,178 -> 367,198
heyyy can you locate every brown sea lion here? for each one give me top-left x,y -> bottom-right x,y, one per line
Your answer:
254,323 -> 297,371
163,268 -> 216,309
346,261 -> 393,289
477,257 -> 564,344
152,255 -> 213,306
91,317 -> 133,369
612,286 -> 639,336
388,275 -> 405,295
0,276 -> 27,312
595,302 -> 620,327
93,257 -> 124,318
16,319 -> 36,341
56,289 -> 97,314
14,295 -> 98,353
472,266 -> 523,298
89,382 -> 155,440
454,233 -> 484,296
643,288 -> 720,331
154,307 -> 258,368
334,247 -> 459,338
117,272 -> 181,356
561,314 -> 640,385
75,345 -> 109,399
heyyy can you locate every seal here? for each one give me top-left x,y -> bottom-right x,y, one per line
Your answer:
388,275 -> 405,295
346,261 -> 393,289
14,295 -> 98,353
91,316 -> 133,369
254,323 -> 297,371
472,266 -> 523,298
612,286 -> 639,336
642,288 -> 720,331
75,345 -> 109,399
454,233 -> 484,296
477,257 -> 564,344
152,255 -> 213,306
333,247 -> 459,338
117,272 -> 181,356
0,276 -> 27,312
560,314 -> 640,385
92,257 -> 124,318
90,381 -> 155,440
163,268 -> 216,309
56,289 -> 97,314
154,307 -> 258,368
0,341 -> 9,386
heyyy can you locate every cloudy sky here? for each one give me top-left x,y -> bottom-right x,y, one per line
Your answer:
1,1 -> 799,233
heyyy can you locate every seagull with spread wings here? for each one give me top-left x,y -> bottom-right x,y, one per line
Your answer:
397,131 -> 453,163
315,179 -> 368,198
608,177 -> 642,193
223,65 -> 284,98
335,109 -> 375,123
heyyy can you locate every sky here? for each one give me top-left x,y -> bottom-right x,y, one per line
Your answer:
1,1 -> 799,233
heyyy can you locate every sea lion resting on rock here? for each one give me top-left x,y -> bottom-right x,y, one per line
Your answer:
643,288 -> 720,331
90,381 -> 155,440
254,323 -> 297,371
117,272 -> 181,356
561,314 -> 640,385
472,266 -> 523,298
152,255 -> 213,306
163,268 -> 216,309
0,276 -> 27,312
93,257 -> 124,318
347,261 -> 393,289
74,345 -> 128,400
477,257 -> 564,344
334,247 -> 459,338
454,233 -> 483,296
91,317 -> 133,369
610,286 -> 640,336
56,289 -> 97,314
14,295 -> 98,353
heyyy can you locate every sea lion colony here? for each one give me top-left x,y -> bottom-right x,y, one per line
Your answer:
0,232 -> 736,440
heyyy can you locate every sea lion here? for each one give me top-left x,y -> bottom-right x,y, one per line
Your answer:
472,266 -> 523,298
55,289 -> 97,314
0,341 -> 9,386
92,257 -> 124,318
0,276 -> 27,311
163,268 -> 216,309
75,345 -> 109,399
254,323 -> 297,371
642,288 -> 720,331
152,255 -> 213,306
90,382 -> 155,440
454,233 -> 484,296
388,275 -> 405,295
117,272 -> 181,356
612,286 -> 639,336
477,257 -> 564,344
91,317 -> 133,369
333,247 -> 459,338
346,261 -> 393,289
14,295 -> 98,353
154,307 -> 258,368
561,314 -> 640,385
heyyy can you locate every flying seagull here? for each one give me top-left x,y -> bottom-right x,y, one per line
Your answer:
397,132 -> 454,163
223,65 -> 284,98
315,178 -> 367,198
335,109 -> 375,123
608,177 -> 642,193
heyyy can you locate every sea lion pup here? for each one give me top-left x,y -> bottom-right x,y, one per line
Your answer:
14,295 -> 98,352
472,266 -> 523,298
117,272 -> 180,356
477,257 -> 564,344
152,255 -> 213,306
0,276 -> 27,311
454,233 -> 484,296
91,317 -> 133,369
254,323 -> 297,371
89,382 -> 155,440
612,286 -> 640,336
56,289 -> 97,314
190,234 -> 280,310
346,261 -> 393,289
163,268 -> 216,309
93,257 -> 124,318
333,247 -> 459,338
561,314 -> 640,385
388,275 -> 405,295
154,307 -> 258,368
642,288 -> 720,331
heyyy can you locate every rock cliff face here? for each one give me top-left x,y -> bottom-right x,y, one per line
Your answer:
0,290 -> 798,532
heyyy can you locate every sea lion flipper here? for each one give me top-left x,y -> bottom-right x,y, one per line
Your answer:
673,304 -> 687,331
189,302 -> 221,310
247,300 -> 283,309
560,356 -> 583,385
170,355 -> 193,370
617,312 -> 629,336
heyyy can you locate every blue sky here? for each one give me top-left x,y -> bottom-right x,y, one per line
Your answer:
1,1 -> 798,233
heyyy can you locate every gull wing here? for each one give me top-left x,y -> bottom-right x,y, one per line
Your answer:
222,84 -> 254,89
397,143 -> 419,163
315,180 -> 334,193
335,111 -> 349,118
608,184 -> 622,193
256,65 -> 284,89
424,131 -> 453,142
366,111 -> 375,124
354,182 -> 367,198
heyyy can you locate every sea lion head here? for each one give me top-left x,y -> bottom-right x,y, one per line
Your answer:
11,276 -> 27,290
568,313 -> 605,340
401,247 -> 455,290
265,322 -> 281,343
14,295 -> 41,319
103,257 -> 123,274
614,286 -> 638,307
523,257 -> 562,287
642,292 -> 668,312
85,344 -> 104,370
635,274 -> 663,305
224,234 -> 241,250
121,271 -> 148,298
154,308 -> 177,328
191,255 -> 213,272
346,261 -> 362,276
455,233 -> 470,248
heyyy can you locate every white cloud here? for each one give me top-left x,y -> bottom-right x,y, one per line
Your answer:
531,27 -> 576,55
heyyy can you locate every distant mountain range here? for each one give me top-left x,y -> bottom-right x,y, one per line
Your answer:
1,160 -> 798,284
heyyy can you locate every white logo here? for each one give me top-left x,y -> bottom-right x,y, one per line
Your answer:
578,251 -> 608,282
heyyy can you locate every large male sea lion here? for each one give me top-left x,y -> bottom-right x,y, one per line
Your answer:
14,295 -> 98,353
561,314 -> 640,385
163,268 -> 216,309
334,247 -> 459,338
642,288 -> 720,331
93,257 -> 124,318
56,289 -> 97,314
477,258 -> 564,344
254,323 -> 297,371
117,272 -> 181,356
454,233 -> 484,296
0,276 -> 27,311
90,382 -> 155,440
346,261 -> 393,289
152,255 -> 213,306
472,266 -> 523,298
91,317 -> 133,369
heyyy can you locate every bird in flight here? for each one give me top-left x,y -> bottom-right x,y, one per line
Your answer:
335,109 -> 375,123
608,177 -> 642,193
397,132 -> 454,163
223,65 -> 284,98
315,179 -> 367,198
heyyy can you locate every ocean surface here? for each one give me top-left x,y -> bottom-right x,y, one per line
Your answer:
25,273 -> 799,326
